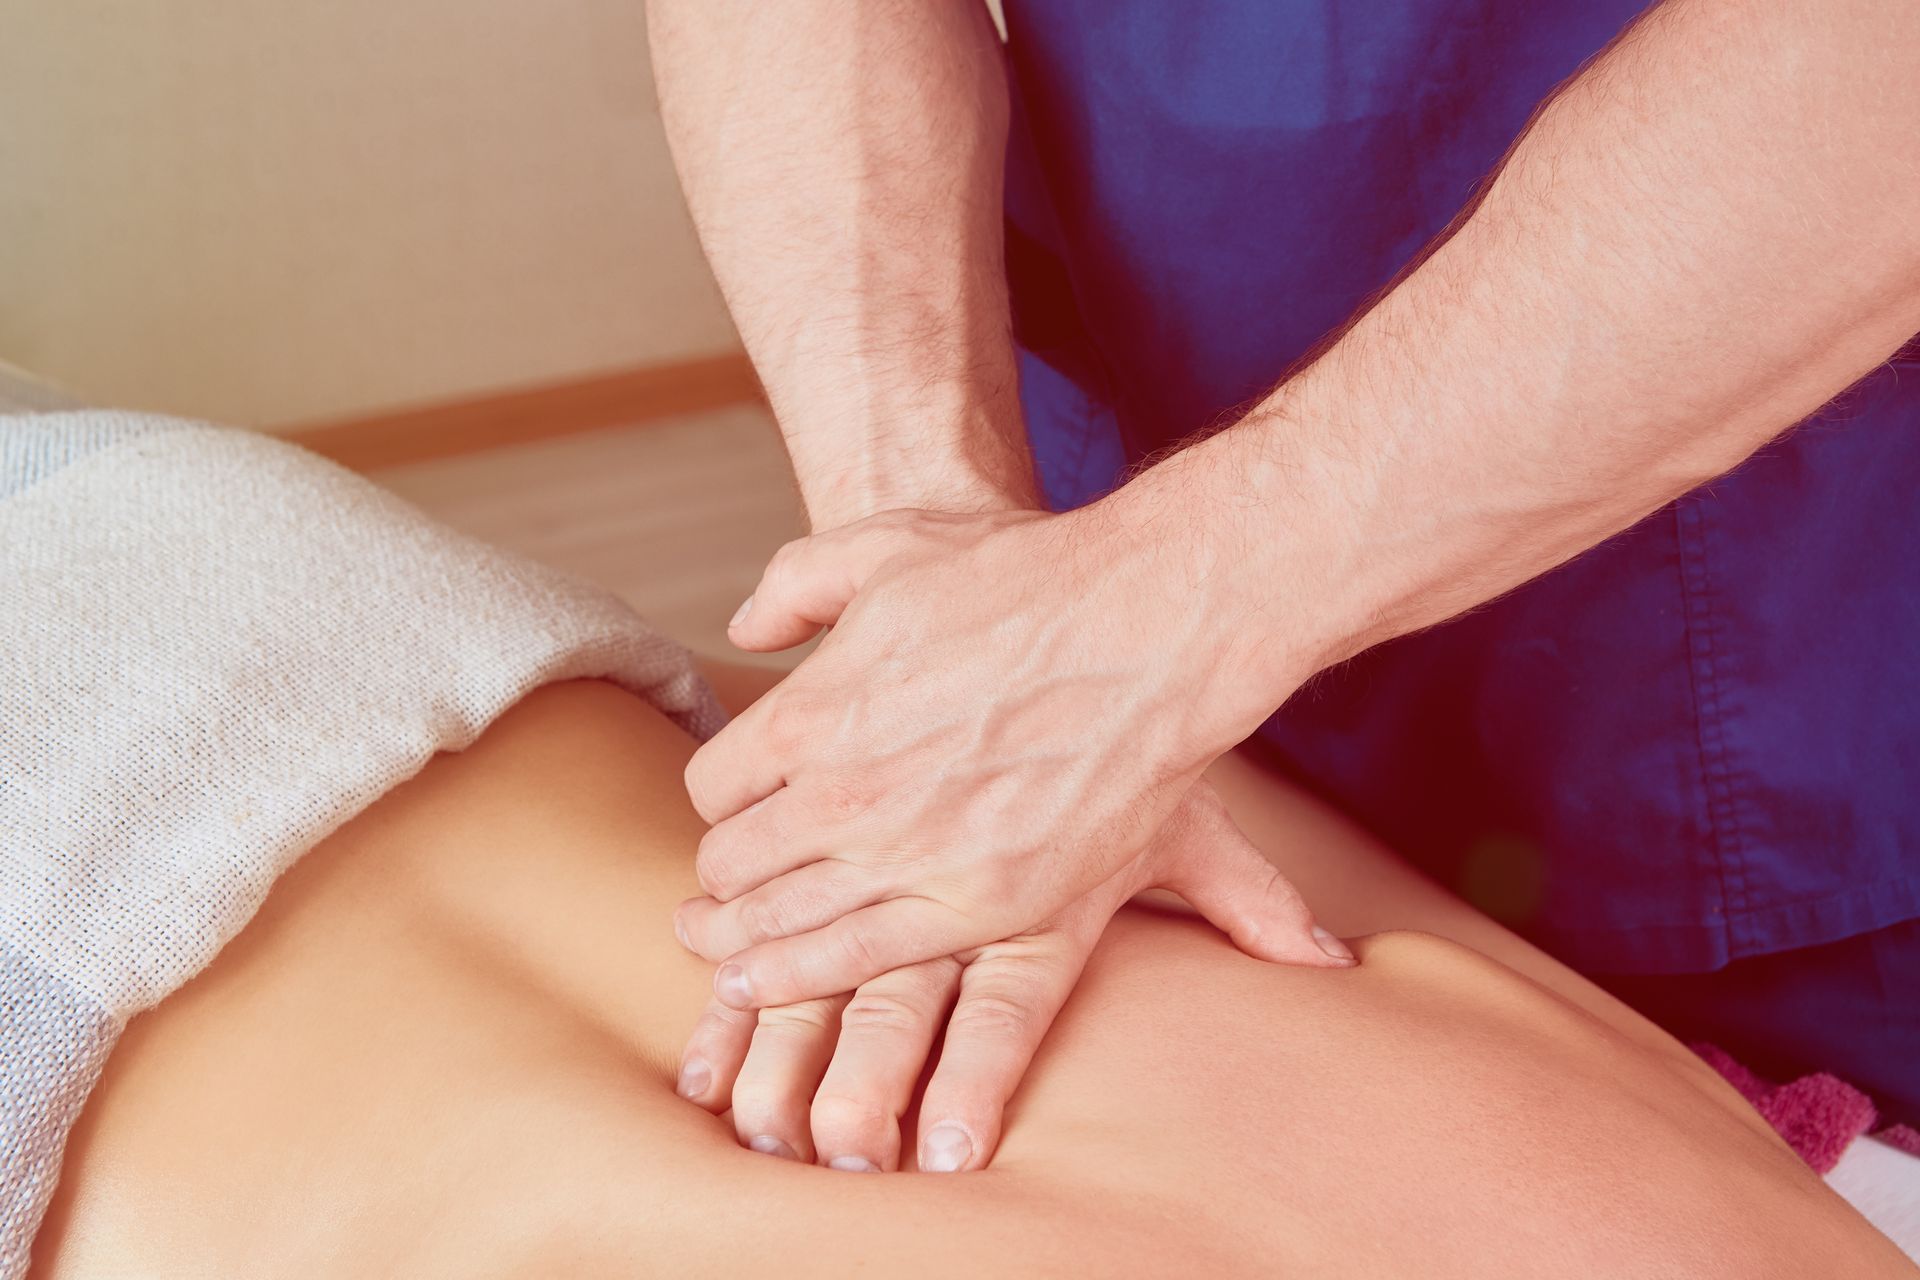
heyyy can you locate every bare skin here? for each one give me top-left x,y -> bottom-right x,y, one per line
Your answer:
31,680 -> 1912,1277
650,0 -> 1920,1150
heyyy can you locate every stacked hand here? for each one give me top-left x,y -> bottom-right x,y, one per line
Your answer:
672,494 -> 1352,1172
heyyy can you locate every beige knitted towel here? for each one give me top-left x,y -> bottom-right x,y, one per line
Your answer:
0,412 -> 725,1274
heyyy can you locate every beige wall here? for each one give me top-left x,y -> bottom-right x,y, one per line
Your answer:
0,1 -> 737,427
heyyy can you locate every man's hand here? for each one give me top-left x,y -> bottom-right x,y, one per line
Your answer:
674,780 -> 1337,1172
679,502 -> 1351,1015
677,497 -> 1350,1171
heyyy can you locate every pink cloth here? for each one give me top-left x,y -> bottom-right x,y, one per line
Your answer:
1693,1043 -> 1910,1174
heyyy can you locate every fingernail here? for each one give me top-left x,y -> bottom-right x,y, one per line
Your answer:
729,596 -> 754,629
828,1155 -> 877,1173
748,1134 -> 797,1161
1313,925 -> 1355,963
676,1058 -> 711,1100
673,912 -> 692,952
715,963 -> 754,1007
921,1124 -> 972,1173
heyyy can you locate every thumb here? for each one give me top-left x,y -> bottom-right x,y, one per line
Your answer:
1151,785 -> 1356,968
727,519 -> 901,652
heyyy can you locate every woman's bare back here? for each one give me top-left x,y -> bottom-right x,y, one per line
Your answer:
33,682 -> 1910,1277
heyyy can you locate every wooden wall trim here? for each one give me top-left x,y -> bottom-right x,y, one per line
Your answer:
282,351 -> 763,471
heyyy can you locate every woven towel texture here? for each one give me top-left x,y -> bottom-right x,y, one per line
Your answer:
0,413 -> 725,1275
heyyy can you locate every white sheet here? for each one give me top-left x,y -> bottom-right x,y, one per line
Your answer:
1828,1136 -> 1920,1265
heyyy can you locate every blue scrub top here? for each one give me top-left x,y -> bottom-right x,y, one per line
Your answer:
1001,0 -> 1920,975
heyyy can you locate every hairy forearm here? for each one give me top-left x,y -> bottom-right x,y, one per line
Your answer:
1126,0 -> 1920,740
647,0 -> 1036,528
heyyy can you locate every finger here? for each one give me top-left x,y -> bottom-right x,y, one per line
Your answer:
728,523 -> 900,653
810,957 -> 962,1172
730,995 -> 848,1164
675,996 -> 758,1113
1153,790 -> 1355,968
712,896 -> 975,1011
682,696 -> 790,824
692,788 -> 827,902
676,859 -> 892,962
915,926 -> 1100,1173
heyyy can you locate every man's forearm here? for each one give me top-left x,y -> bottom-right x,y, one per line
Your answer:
647,0 -> 1037,528
1131,0 -> 1920,742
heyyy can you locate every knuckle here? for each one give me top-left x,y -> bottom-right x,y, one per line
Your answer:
735,892 -> 801,946
763,540 -> 804,588
832,927 -> 886,980
731,895 -> 772,944
949,990 -> 1036,1043
762,697 -> 810,751
755,999 -> 840,1037
893,956 -> 963,1006
838,990 -> 927,1037
811,775 -> 872,824
976,927 -> 1067,967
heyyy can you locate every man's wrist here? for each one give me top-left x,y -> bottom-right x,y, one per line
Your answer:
787,402 -> 1042,531
801,458 -> 1041,531
1096,405 -> 1378,750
